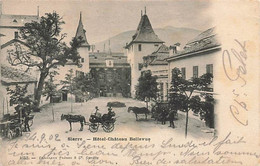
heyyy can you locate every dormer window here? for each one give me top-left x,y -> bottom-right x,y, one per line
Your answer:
106,60 -> 114,67
13,19 -> 17,23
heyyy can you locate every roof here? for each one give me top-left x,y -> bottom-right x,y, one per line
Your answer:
149,59 -> 168,65
0,14 -> 39,28
75,12 -> 90,48
1,65 -> 37,85
1,38 -> 30,49
143,44 -> 169,66
187,27 -> 216,45
153,44 -> 169,54
125,14 -> 164,48
167,27 -> 221,61
89,52 -> 130,68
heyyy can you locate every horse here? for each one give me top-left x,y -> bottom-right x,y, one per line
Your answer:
127,107 -> 150,121
61,114 -> 86,131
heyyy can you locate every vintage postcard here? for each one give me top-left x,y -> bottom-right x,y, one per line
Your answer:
0,0 -> 259,165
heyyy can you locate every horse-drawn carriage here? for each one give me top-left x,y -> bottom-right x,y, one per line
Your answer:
61,110 -> 116,132
0,114 -> 34,139
88,111 -> 116,133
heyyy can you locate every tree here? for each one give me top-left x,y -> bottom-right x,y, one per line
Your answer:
6,84 -> 29,106
42,71 -> 58,121
6,84 -> 36,116
7,12 -> 82,107
60,69 -> 75,112
169,68 -> 213,138
135,70 -> 158,108
73,73 -> 98,101
200,94 -> 215,128
42,71 -> 59,102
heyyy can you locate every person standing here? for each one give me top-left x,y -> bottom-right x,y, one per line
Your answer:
168,109 -> 176,128
24,111 -> 31,132
161,109 -> 167,125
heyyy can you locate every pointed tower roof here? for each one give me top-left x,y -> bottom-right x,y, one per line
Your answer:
125,12 -> 164,48
75,12 -> 90,47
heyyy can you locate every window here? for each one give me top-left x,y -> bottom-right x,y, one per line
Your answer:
138,44 -> 142,51
166,83 -> 169,101
76,70 -> 84,77
159,83 -> 163,101
181,67 -> 186,79
14,31 -> 19,39
193,66 -> 198,78
206,64 -> 213,75
106,60 -> 114,67
81,58 -> 84,63
138,63 -> 143,71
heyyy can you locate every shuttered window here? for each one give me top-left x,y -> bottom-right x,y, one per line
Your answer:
181,67 -> 186,79
206,64 -> 213,75
193,66 -> 198,78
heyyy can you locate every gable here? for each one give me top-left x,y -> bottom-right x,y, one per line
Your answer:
1,39 -> 30,49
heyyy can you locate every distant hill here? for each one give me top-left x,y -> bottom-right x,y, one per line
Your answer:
94,26 -> 201,53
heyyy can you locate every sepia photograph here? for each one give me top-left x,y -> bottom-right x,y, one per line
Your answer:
0,0 -> 259,165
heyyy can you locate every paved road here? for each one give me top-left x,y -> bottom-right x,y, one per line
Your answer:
0,97 -> 215,166
30,97 -> 213,139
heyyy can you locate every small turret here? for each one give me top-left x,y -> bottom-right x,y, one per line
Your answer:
75,12 -> 90,48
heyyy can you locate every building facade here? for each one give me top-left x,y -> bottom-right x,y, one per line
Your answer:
167,27 -> 221,89
125,10 -> 164,97
0,2 -> 39,47
55,12 -> 91,101
0,33 -> 4,119
166,27 -> 221,128
89,52 -> 131,97
55,12 -> 90,86
0,3 -> 39,111
142,44 -> 169,101
1,65 -> 37,114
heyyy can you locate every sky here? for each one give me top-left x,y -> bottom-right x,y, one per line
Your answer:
1,0 -> 213,44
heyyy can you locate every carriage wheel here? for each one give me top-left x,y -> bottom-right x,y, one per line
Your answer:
15,127 -> 22,137
103,122 -> 114,133
28,119 -> 33,127
89,123 -> 98,133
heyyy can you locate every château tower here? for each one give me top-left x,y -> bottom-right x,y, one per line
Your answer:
75,12 -> 90,74
125,8 -> 164,97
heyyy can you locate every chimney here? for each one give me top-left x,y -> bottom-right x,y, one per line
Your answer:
169,45 -> 177,56
175,42 -> 181,52
169,43 -> 181,56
